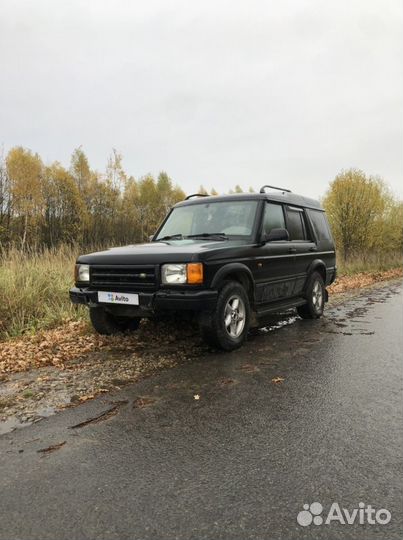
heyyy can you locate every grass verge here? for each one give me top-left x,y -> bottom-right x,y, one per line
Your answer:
0,245 -> 402,341
0,245 -> 87,339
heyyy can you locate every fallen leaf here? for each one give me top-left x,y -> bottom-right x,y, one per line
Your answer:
194,394 -> 200,400
271,377 -> 285,384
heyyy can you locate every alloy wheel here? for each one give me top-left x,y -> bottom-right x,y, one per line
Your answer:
312,280 -> 323,311
224,295 -> 246,338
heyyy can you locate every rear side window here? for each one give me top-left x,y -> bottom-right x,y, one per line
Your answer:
263,203 -> 285,234
285,207 -> 307,240
308,210 -> 333,245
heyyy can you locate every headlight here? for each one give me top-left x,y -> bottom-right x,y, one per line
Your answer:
75,264 -> 90,282
161,264 -> 187,284
161,263 -> 203,285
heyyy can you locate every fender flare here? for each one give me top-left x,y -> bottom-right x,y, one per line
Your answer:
304,259 -> 327,290
211,263 -> 255,300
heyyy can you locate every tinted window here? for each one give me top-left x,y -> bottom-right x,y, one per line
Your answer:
263,203 -> 285,234
309,210 -> 332,245
286,207 -> 306,240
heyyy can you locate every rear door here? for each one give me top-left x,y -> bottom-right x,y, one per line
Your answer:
254,201 -> 296,304
284,206 -> 317,295
306,209 -> 336,284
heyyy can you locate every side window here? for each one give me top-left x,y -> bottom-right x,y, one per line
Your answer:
308,210 -> 332,245
263,203 -> 286,234
285,207 -> 308,241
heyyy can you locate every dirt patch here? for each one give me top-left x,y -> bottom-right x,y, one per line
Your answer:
0,318 -> 204,375
0,317 -> 206,426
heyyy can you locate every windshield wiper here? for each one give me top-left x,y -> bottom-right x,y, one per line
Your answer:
156,232 -> 229,242
186,232 -> 229,241
155,234 -> 184,242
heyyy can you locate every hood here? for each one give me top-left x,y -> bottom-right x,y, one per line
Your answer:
77,239 -> 245,265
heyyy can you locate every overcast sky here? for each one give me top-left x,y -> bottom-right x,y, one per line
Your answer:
1,0 -> 402,199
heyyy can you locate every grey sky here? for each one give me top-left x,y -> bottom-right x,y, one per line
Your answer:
1,0 -> 402,199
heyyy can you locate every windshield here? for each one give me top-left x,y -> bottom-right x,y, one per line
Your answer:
155,200 -> 259,241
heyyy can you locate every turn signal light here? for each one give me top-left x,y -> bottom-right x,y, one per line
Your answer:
187,263 -> 204,284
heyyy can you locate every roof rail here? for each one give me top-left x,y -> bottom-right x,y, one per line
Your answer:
259,184 -> 291,194
185,193 -> 209,200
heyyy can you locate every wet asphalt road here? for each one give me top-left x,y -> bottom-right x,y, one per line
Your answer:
0,282 -> 402,540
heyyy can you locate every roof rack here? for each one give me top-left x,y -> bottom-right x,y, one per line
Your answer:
185,193 -> 209,200
259,184 -> 291,194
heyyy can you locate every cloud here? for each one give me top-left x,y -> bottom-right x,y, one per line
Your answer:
1,0 -> 402,198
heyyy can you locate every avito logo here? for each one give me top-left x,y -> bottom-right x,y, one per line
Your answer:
297,502 -> 391,527
114,294 -> 129,302
107,293 -> 129,303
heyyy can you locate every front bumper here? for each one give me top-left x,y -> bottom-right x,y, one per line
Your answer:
69,287 -> 218,314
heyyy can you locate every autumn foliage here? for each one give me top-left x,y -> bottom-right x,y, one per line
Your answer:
0,146 -> 185,248
323,169 -> 403,263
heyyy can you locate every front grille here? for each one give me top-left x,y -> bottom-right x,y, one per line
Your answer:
90,265 -> 157,291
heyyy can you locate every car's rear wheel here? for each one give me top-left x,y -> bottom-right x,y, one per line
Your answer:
200,281 -> 250,351
297,271 -> 325,319
89,307 -> 141,335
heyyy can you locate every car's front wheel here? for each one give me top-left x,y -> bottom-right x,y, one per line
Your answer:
200,281 -> 250,351
89,307 -> 141,335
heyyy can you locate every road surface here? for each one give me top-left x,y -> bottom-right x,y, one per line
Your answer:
0,282 -> 402,540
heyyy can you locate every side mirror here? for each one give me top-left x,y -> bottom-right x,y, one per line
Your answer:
262,228 -> 289,243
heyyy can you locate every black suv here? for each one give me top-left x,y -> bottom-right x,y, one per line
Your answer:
70,185 -> 336,350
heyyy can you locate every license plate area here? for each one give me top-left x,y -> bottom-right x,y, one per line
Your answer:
98,291 -> 139,305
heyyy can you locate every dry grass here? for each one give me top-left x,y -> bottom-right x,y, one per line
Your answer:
338,251 -> 402,276
0,245 -> 401,340
0,245 -> 87,339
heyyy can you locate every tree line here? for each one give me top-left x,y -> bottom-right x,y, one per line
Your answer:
0,146 -> 188,248
1,146 -> 402,260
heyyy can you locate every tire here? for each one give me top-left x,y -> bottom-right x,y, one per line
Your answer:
297,271 -> 325,319
89,307 -> 141,335
200,281 -> 250,351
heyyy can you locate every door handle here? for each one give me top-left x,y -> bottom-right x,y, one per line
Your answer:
309,246 -> 318,252
289,247 -> 297,253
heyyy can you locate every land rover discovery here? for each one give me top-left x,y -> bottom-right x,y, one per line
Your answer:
70,185 -> 336,350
